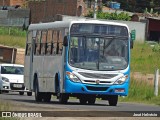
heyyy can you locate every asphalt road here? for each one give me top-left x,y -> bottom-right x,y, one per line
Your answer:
0,92 -> 160,117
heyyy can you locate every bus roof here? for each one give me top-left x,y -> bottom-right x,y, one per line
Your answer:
28,20 -> 129,31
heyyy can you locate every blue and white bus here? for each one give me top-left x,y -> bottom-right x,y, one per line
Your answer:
24,20 -> 132,106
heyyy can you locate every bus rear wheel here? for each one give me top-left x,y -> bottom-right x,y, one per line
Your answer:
35,82 -> 43,102
108,95 -> 118,106
59,93 -> 69,104
43,93 -> 51,102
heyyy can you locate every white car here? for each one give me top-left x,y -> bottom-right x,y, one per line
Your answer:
0,64 -> 32,96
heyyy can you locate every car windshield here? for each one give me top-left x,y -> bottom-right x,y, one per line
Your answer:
1,66 -> 24,75
68,36 -> 129,71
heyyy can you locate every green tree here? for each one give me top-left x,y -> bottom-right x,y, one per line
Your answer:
86,11 -> 131,21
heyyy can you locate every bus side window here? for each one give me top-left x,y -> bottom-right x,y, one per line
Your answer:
51,30 -> 63,55
46,43 -> 52,55
35,31 -> 41,55
57,31 -> 63,55
46,30 -> 54,55
26,43 -> 31,55
35,43 -> 41,55
52,31 -> 57,55
52,42 -> 56,55
41,31 -> 47,55
26,31 -> 32,56
41,43 -> 46,55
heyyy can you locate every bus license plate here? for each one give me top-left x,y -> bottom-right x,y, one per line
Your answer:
13,84 -> 22,88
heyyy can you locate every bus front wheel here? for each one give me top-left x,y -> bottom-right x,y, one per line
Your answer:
59,93 -> 69,104
88,97 -> 96,105
108,95 -> 118,106
79,97 -> 87,105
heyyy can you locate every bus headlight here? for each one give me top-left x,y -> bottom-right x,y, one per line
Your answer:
2,77 -> 9,82
114,75 -> 128,84
66,71 -> 81,83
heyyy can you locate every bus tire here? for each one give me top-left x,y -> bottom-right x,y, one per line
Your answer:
5,91 -> 9,93
43,93 -> 51,102
88,97 -> 96,105
55,74 -> 60,93
19,92 -> 24,95
108,95 -> 118,106
79,97 -> 87,105
27,92 -> 32,96
59,93 -> 69,104
34,79 -> 43,102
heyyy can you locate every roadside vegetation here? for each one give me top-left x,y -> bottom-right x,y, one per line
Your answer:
119,78 -> 160,106
0,100 -> 11,111
86,10 -> 131,21
120,42 -> 160,105
0,100 -> 18,120
0,27 -> 160,105
131,42 -> 160,74
0,27 -> 26,48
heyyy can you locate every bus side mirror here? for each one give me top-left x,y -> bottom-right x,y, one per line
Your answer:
130,39 -> 133,49
130,30 -> 135,49
63,36 -> 68,47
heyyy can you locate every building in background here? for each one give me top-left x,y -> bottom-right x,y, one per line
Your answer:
27,0 -> 102,23
28,0 -> 84,23
0,0 -> 103,23
0,0 -> 25,7
147,17 -> 160,42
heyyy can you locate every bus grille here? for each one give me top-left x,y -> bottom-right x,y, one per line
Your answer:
78,72 -> 117,79
84,80 -> 111,84
86,86 -> 109,91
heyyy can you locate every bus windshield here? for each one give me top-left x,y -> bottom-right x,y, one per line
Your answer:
69,36 -> 129,71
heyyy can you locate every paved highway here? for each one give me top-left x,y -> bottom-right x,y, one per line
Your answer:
0,92 -> 160,117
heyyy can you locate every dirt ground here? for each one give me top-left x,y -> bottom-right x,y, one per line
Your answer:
16,48 -> 25,65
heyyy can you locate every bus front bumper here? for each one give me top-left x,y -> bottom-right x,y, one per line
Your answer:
64,79 -> 129,96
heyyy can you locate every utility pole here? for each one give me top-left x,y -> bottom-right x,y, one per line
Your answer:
94,0 -> 97,19
154,69 -> 159,96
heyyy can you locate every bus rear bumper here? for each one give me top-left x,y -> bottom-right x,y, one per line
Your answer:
65,80 -> 129,96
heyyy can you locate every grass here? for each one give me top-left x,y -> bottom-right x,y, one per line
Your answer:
0,27 -> 26,48
131,42 -> 160,74
0,101 -> 11,111
0,35 -> 26,48
0,27 -> 26,37
122,42 -> 160,105
0,100 -> 19,120
119,77 -> 160,106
